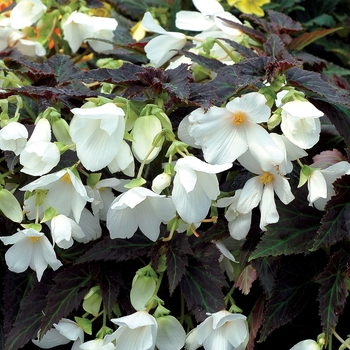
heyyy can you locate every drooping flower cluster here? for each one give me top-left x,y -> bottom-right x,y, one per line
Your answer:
0,0 -> 118,57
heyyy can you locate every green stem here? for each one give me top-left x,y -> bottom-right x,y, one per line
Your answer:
137,144 -> 157,179
333,329 -> 350,349
213,39 -> 238,62
296,158 -> 304,168
22,101 -> 37,121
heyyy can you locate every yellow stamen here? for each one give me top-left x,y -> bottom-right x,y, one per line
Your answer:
28,236 -> 40,244
232,111 -> 246,125
260,172 -> 274,184
61,172 -> 71,184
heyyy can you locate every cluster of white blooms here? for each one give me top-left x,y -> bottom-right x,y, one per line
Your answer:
141,0 -> 244,68
0,0 -> 47,56
0,0 -> 118,56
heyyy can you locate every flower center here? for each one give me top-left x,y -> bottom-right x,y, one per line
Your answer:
28,236 -> 40,244
232,111 -> 246,125
61,172 -> 71,184
260,172 -> 274,184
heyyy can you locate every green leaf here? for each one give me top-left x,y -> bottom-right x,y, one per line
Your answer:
178,50 -> 226,72
312,175 -> 350,251
285,67 -> 350,107
289,27 -> 342,51
316,249 -> 350,339
165,232 -> 193,294
247,295 -> 265,350
180,240 -> 227,322
266,10 -> 303,34
207,58 -> 270,103
164,63 -> 192,101
76,232 -> 154,264
46,54 -> 79,84
251,256 -> 281,298
4,273 -> 53,350
263,34 -> 286,59
98,263 -> 123,319
2,271 -> 34,337
233,264 -> 257,295
218,16 -> 267,43
188,83 -> 216,109
39,264 -> 97,338
258,253 -> 322,341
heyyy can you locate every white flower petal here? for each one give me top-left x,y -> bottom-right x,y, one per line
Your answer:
307,170 -> 327,204
141,12 -> 167,34
236,176 -> 263,213
259,184 -> 279,230
156,316 -> 186,350
144,33 -> 187,68
193,0 -> 224,15
246,122 -> 285,171
176,11 -> 215,31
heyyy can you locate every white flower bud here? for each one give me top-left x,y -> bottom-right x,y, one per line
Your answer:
152,173 -> 171,194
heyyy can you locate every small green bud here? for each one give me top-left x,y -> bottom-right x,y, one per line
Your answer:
298,165 -> 317,188
21,223 -> 42,232
74,317 -> 92,335
83,286 -> 102,316
130,275 -> 157,311
41,207 -> 58,223
0,188 -> 23,223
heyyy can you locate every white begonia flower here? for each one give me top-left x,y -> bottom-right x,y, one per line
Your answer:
0,121 -> 28,155
104,310 -> 157,350
237,150 -> 295,231
20,168 -> 93,222
307,161 -> 350,210
280,100 -> 324,149
108,140 -> 135,177
49,214 -> 85,249
216,189 -> 252,240
10,0 -> 47,30
0,18 -> 13,52
80,338 -> 115,350
197,310 -> 249,350
88,16 -> 118,52
62,11 -> 94,53
185,328 -> 201,350
86,178 -> 121,221
107,186 -> 176,241
20,118 -> 60,176
32,318 -> 84,350
177,115 -> 201,149
0,228 -> 62,281
172,156 -> 232,225
216,238 -> 238,281
188,92 -> 284,171
141,12 -> 187,68
131,115 -> 162,164
270,133 -> 308,175
156,315 -> 186,350
70,103 -> 125,172
176,0 -> 242,36
14,38 -> 46,57
152,172 -> 172,194
290,339 -> 321,350
62,11 -> 118,54
74,208 -> 102,243
8,29 -> 46,56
